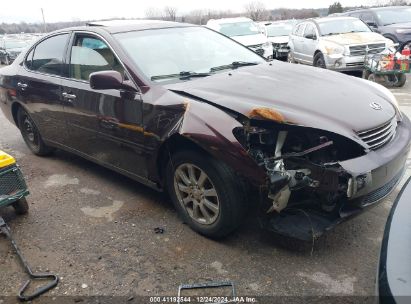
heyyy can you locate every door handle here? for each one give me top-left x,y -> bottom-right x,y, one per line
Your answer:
62,92 -> 76,100
17,82 -> 28,90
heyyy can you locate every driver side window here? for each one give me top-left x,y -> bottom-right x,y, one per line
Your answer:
304,24 -> 317,39
69,35 -> 124,82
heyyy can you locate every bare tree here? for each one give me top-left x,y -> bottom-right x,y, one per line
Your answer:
145,7 -> 163,19
388,0 -> 409,5
164,6 -> 178,21
244,1 -> 270,21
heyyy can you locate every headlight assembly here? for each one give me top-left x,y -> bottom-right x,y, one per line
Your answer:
325,44 -> 345,55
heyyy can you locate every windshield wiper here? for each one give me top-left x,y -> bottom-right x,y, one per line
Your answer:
151,71 -> 211,81
322,32 -> 342,36
210,61 -> 259,72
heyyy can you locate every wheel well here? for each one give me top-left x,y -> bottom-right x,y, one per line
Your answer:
11,102 -> 21,128
156,134 -> 210,186
314,50 -> 322,58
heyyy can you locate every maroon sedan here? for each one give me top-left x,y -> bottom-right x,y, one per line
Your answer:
0,20 -> 410,240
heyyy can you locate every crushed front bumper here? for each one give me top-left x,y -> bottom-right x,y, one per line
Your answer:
324,53 -> 366,72
261,115 -> 411,241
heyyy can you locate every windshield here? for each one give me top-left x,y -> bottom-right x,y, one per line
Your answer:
219,21 -> 261,37
266,23 -> 294,37
115,27 -> 265,82
4,40 -> 29,49
318,18 -> 371,36
376,8 -> 411,25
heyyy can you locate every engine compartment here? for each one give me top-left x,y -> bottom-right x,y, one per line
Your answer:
233,119 -> 366,214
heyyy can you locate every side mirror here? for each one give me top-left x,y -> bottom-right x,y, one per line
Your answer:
89,70 -> 137,92
366,21 -> 377,28
305,34 -> 317,40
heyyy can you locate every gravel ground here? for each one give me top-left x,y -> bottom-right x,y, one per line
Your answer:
0,70 -> 410,303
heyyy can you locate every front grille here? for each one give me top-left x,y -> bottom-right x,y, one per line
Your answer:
349,43 -> 386,56
357,118 -> 397,150
361,169 -> 403,206
346,62 -> 364,67
0,165 -> 27,197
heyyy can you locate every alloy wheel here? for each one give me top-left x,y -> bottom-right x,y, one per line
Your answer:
22,115 -> 39,147
174,163 -> 220,225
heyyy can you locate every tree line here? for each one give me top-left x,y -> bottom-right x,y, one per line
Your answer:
1,0 -> 410,34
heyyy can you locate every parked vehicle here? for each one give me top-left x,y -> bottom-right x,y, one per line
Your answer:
263,20 -> 298,60
288,17 -> 392,71
342,6 -> 411,45
0,39 -> 32,65
0,20 -> 409,240
206,17 -> 273,59
378,176 -> 411,303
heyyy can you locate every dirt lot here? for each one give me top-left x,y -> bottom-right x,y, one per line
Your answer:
0,70 -> 410,303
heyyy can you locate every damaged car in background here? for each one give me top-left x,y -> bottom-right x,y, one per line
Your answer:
0,20 -> 410,241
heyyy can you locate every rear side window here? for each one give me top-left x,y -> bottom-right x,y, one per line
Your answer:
30,34 -> 69,76
361,12 -> 376,24
69,35 -> 124,82
349,12 -> 362,18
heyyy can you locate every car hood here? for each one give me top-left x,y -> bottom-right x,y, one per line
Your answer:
268,36 -> 289,44
322,32 -> 388,46
231,34 -> 268,46
165,61 -> 396,143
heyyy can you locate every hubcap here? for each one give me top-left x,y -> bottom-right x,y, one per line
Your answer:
174,163 -> 220,225
23,116 -> 36,143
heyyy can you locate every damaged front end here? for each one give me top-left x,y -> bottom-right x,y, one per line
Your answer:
233,110 -> 373,241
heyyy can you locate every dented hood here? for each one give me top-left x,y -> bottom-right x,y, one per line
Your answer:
322,32 -> 388,46
165,61 -> 396,141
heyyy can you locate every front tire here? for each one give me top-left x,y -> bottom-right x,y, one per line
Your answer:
287,52 -> 296,64
313,52 -> 326,69
166,150 -> 248,238
13,198 -> 29,215
17,107 -> 54,156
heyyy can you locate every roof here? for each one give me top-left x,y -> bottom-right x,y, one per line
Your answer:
345,5 -> 410,12
207,17 -> 253,25
312,16 -> 358,23
53,19 -> 194,35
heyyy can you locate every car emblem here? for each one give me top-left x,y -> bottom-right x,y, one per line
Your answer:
370,102 -> 382,110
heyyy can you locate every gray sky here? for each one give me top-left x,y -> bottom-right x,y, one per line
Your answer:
1,0 -> 381,23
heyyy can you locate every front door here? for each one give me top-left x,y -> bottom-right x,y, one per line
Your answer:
302,24 -> 319,64
61,33 -> 146,179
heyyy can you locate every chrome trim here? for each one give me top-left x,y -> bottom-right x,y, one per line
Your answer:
357,118 -> 398,150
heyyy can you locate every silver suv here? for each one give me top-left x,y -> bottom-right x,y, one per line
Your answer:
288,17 -> 392,71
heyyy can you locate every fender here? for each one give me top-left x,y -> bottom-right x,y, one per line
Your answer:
143,92 -> 266,185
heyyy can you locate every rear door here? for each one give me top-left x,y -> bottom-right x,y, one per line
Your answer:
16,33 -> 70,145
61,32 -> 146,178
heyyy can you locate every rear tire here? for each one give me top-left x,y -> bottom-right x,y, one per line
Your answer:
165,150 -> 248,238
393,74 -> 407,87
17,107 -> 54,156
13,198 -> 29,215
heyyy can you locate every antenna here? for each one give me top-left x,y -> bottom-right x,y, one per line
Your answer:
41,8 -> 47,33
